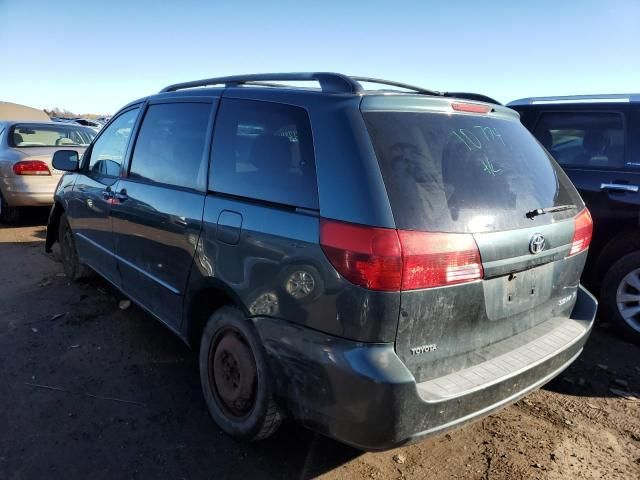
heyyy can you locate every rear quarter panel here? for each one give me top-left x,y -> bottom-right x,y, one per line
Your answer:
186,196 -> 400,343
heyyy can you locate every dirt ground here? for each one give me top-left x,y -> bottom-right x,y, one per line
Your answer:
1,211 -> 639,480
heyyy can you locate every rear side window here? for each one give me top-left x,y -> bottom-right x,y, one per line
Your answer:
129,102 -> 211,190
532,112 -> 625,168
11,123 -> 95,147
88,108 -> 139,176
210,98 -> 318,209
364,111 -> 582,233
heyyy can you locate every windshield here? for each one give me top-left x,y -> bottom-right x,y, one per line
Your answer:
363,111 -> 583,233
10,123 -> 96,147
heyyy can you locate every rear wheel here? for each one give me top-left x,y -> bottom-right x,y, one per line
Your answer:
0,191 -> 20,223
601,252 -> 640,344
199,306 -> 282,441
58,213 -> 92,281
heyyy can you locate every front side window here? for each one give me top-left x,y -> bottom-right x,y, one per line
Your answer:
533,112 -> 625,168
10,124 -> 95,147
210,98 -> 318,209
88,108 -> 139,176
129,102 -> 211,190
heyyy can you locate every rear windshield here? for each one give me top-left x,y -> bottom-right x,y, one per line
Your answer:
10,123 -> 95,147
363,111 -> 582,233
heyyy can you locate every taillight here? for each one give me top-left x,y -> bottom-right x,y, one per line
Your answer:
451,102 -> 491,114
13,160 -> 51,176
398,230 -> 484,289
320,220 -> 402,291
568,208 -> 593,256
320,219 -> 483,291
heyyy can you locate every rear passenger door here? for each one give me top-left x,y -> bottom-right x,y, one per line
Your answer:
110,99 -> 215,330
532,108 -> 640,248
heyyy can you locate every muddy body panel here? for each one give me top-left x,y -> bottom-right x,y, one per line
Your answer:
254,285 -> 596,450
397,251 -> 587,383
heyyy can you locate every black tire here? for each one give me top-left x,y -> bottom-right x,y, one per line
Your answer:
0,191 -> 20,223
601,251 -> 640,344
199,306 -> 282,441
58,213 -> 92,281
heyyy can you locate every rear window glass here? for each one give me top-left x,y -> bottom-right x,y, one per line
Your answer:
532,112 -> 625,168
210,98 -> 318,209
363,111 -> 582,233
10,124 -> 95,147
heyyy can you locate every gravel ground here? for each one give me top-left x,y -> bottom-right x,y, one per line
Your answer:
1,211 -> 639,479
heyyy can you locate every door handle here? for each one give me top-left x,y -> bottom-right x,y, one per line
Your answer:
171,215 -> 188,226
102,187 -> 113,200
600,183 -> 639,193
115,189 -> 128,201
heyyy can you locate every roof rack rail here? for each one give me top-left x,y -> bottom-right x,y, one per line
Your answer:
160,72 -> 363,94
443,92 -> 501,105
159,73 -> 501,105
349,76 -> 441,96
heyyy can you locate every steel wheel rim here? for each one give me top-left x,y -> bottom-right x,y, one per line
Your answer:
208,327 -> 257,419
616,269 -> 640,333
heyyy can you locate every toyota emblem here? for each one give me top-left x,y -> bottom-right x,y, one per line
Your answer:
529,233 -> 546,254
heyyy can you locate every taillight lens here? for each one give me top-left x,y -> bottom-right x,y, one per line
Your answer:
569,208 -> 593,256
398,230 -> 484,289
13,160 -> 51,176
320,220 -> 402,291
320,219 -> 484,291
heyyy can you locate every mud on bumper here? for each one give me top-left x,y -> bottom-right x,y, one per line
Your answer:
252,285 -> 597,451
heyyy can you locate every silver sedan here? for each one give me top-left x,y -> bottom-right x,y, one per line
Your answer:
0,121 -> 95,222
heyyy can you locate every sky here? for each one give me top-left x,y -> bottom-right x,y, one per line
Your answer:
1,0 -> 639,114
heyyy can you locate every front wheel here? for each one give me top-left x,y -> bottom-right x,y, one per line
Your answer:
601,252 -> 640,344
199,306 -> 282,441
58,213 -> 92,281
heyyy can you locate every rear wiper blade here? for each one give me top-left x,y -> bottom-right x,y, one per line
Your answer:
526,204 -> 576,219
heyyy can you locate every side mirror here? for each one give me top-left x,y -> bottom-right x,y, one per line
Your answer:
52,150 -> 79,172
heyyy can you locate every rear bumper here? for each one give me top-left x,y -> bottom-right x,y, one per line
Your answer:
0,176 -> 58,206
253,284 -> 597,451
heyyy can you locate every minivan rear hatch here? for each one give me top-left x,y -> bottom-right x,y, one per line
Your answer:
361,95 -> 588,382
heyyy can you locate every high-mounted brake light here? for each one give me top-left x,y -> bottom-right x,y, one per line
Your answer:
568,208 -> 593,256
451,102 -> 492,114
13,160 -> 51,176
320,219 -> 484,291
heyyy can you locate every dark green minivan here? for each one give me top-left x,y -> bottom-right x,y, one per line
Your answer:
46,73 -> 597,450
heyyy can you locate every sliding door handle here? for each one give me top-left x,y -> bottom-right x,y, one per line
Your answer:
600,183 -> 639,193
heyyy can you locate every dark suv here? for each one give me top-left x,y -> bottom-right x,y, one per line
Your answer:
46,73 -> 597,450
509,94 -> 640,343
